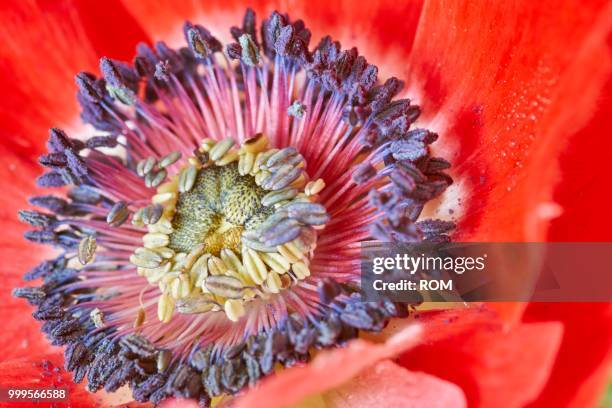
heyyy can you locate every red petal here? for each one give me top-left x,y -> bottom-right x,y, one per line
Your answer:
523,303 -> 612,407
0,0 -> 97,157
407,0 -> 612,241
234,324 -> 423,408
0,147 -> 55,359
399,310 -> 563,407
119,0 -> 423,78
0,354 -> 98,407
548,76 -> 612,241
70,0 -> 149,61
0,0 -> 149,159
324,360 -> 466,408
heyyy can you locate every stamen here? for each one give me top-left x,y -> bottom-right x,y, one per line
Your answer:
15,7 -> 454,404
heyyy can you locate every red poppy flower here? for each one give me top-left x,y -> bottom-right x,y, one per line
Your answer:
1,0 -> 611,407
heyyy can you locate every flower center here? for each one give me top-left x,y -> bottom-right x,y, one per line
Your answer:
130,135 -> 328,322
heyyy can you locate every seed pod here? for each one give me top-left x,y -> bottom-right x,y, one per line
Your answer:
158,151 -> 181,168
176,293 -> 216,314
178,165 -> 198,193
224,299 -> 245,322
78,235 -> 97,265
106,201 -> 129,227
242,133 -> 268,154
209,138 -> 235,161
204,275 -> 245,299
142,204 -> 163,225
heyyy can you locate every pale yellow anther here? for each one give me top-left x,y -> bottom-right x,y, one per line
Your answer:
156,177 -> 179,194
145,262 -> 172,284
242,133 -> 269,154
208,256 -> 228,275
187,156 -> 202,167
242,247 -> 265,285
277,242 -> 303,262
238,152 -> 255,175
148,217 -> 173,234
209,138 -> 235,161
200,138 -> 216,152
143,232 -> 170,249
305,178 -> 325,196
252,149 -> 278,174
289,173 -> 307,189
265,272 -> 282,294
152,192 -> 177,205
286,240 -> 305,257
220,248 -> 245,274
157,292 -> 174,323
185,243 -> 207,270
190,254 -> 210,281
292,261 -> 310,279
260,252 -> 290,274
224,299 -> 245,322
153,247 -> 175,259
170,277 -> 181,299
215,150 -> 239,166
254,170 -> 271,185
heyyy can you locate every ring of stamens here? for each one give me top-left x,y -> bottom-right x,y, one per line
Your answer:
130,134 -> 328,322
